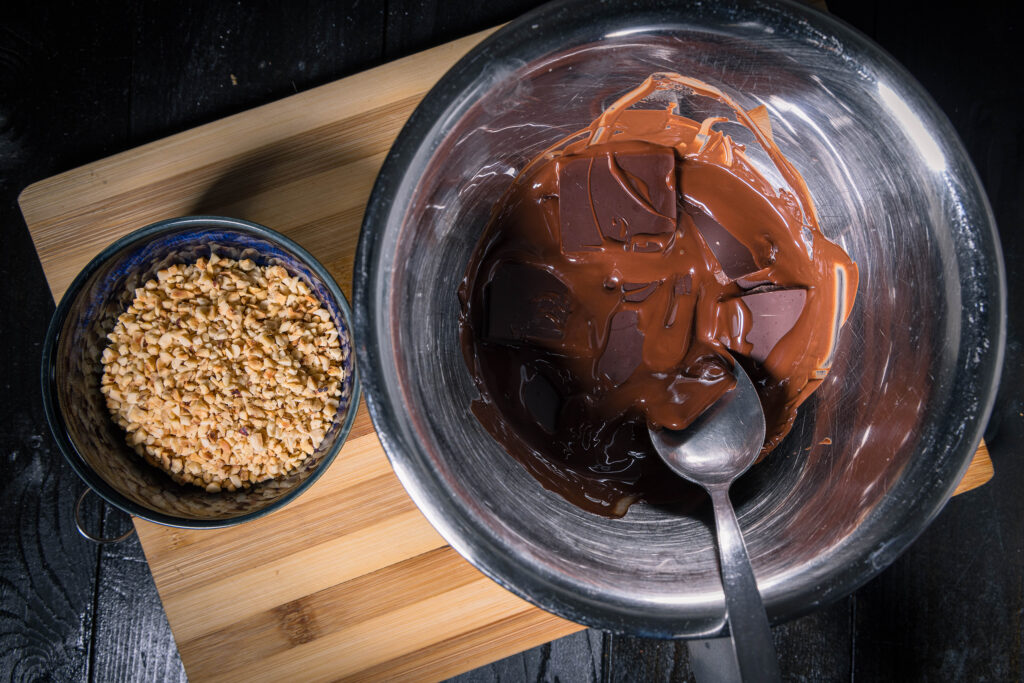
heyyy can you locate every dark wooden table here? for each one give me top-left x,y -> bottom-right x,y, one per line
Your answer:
2,1 -> 1021,680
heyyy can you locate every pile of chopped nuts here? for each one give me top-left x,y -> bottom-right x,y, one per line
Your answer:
100,254 -> 346,493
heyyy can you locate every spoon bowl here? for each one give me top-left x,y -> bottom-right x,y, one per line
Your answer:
649,361 -> 766,487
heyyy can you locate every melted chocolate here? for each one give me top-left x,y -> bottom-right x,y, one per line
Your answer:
458,73 -> 859,517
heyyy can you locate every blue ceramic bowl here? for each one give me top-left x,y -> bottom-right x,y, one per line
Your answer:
42,216 -> 359,528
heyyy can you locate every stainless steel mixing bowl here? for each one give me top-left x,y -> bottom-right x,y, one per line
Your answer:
354,0 -> 1005,636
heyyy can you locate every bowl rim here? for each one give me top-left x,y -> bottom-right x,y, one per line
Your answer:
354,0 -> 1006,635
41,215 -> 361,529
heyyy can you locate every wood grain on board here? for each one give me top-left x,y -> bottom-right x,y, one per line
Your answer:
19,25 -> 993,682
952,440 -> 993,496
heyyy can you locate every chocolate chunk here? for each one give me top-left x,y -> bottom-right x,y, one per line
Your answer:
741,289 -> 806,362
485,263 -> 570,344
519,367 -> 561,434
687,206 -> 759,280
597,310 -> 644,384
594,149 -> 677,240
558,158 -> 604,252
615,150 -> 677,219
559,146 -> 676,252
622,281 -> 660,302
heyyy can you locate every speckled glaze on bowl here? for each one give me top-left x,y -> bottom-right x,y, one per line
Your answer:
42,216 -> 359,528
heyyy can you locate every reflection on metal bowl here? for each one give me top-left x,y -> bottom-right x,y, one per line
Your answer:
355,0 -> 1004,636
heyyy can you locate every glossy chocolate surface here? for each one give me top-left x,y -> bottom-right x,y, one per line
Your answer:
459,74 -> 858,516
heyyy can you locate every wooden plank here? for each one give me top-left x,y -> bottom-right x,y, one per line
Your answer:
953,441 -> 993,496
17,20 -> 993,683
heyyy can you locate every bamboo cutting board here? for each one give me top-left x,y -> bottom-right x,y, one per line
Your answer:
20,26 -> 993,683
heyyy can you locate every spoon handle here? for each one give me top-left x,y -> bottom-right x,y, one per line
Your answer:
709,485 -> 781,683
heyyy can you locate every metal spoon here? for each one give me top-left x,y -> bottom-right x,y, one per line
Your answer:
648,361 -> 780,683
